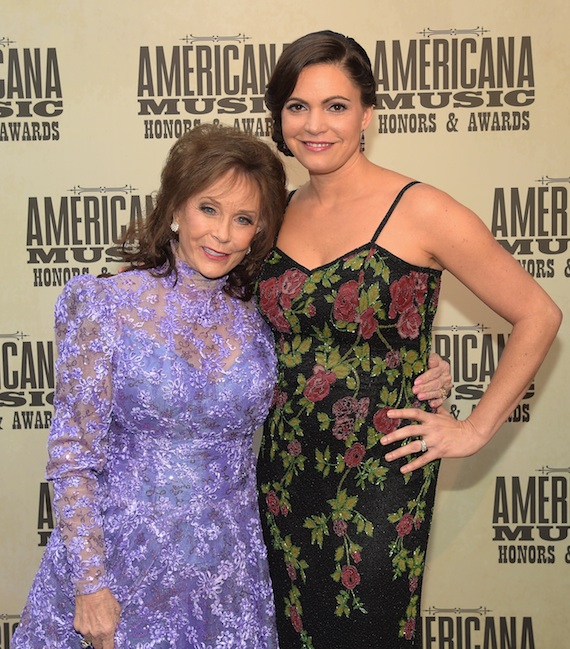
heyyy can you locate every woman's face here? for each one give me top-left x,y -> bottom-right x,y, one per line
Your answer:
281,63 -> 373,175
173,171 -> 261,278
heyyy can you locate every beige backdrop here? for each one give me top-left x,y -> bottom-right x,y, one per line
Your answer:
2,1 -> 569,647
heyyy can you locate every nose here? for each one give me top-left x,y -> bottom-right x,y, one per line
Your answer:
213,216 -> 231,243
305,108 -> 326,135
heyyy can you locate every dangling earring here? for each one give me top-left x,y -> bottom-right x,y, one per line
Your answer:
170,221 -> 179,233
360,131 -> 365,153
246,246 -> 252,255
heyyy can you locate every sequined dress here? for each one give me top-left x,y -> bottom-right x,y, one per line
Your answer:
14,259 -> 279,649
256,182 -> 443,648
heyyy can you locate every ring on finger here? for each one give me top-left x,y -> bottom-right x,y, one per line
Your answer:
440,387 -> 448,399
420,438 -> 428,453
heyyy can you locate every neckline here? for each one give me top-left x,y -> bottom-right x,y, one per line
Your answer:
174,254 -> 227,291
277,180 -> 427,274
272,242 -> 442,275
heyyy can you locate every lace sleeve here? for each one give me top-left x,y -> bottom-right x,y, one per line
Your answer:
45,275 -> 116,596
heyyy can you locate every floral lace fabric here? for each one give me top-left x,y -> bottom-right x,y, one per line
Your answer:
14,260 -> 279,649
256,186 -> 443,648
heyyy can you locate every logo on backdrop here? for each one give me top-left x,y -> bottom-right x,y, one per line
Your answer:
492,177 -> 570,279
0,332 -> 54,429
0,616 -> 20,648
421,607 -> 536,648
137,34 -> 285,139
26,186 -> 154,287
0,38 -> 62,142
136,29 -> 535,140
493,467 -> 570,564
432,324 -> 533,422
38,481 -> 54,546
374,27 -> 534,135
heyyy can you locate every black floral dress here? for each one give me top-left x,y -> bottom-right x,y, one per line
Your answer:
256,182 -> 443,648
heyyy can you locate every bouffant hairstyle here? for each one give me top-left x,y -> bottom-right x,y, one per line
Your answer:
265,30 -> 376,156
122,123 -> 287,300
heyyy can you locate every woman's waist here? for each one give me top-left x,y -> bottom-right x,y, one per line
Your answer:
102,449 -> 256,499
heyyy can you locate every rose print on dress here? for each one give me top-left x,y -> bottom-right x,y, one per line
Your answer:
257,244 -> 442,646
303,365 -> 337,402
388,271 -> 430,340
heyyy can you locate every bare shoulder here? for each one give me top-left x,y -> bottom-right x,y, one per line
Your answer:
372,177 -> 497,271
407,181 -> 470,215
403,181 -> 489,239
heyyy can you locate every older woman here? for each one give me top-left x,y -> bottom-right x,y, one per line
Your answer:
255,31 -> 561,648
13,124 -> 287,649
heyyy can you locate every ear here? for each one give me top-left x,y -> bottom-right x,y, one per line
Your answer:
361,105 -> 374,131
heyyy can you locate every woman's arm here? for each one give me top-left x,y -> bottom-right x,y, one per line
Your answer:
381,186 -> 562,472
46,276 -> 121,645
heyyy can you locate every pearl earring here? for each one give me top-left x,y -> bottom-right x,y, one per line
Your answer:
170,221 -> 179,233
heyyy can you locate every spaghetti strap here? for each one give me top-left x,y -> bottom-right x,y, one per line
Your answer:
370,180 -> 420,243
272,189 -> 298,246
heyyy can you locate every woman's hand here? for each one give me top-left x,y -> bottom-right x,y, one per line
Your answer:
412,352 -> 453,409
74,588 -> 121,649
380,407 -> 485,474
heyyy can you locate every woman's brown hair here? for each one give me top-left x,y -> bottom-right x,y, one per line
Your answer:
121,123 -> 287,300
265,30 -> 376,156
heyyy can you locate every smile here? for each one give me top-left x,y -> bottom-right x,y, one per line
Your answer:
203,247 -> 230,259
303,141 -> 333,151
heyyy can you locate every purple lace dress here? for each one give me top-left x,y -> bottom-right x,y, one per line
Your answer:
13,259 -> 279,649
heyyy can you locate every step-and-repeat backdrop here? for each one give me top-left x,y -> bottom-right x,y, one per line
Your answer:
2,2 -> 568,647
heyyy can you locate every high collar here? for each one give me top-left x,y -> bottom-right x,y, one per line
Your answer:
172,242 -> 227,291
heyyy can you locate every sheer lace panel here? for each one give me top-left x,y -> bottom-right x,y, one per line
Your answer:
46,263 -> 267,595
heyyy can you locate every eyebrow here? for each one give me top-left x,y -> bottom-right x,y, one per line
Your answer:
286,94 -> 353,104
198,195 -> 260,216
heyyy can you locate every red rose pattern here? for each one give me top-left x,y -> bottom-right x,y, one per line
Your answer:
397,308 -> 422,340
358,305 -> 378,339
396,513 -> 414,537
259,277 -> 291,333
290,606 -> 303,633
333,280 -> 359,322
332,416 -> 354,441
344,442 -> 366,467
333,519 -> 348,537
257,246 -> 440,643
373,407 -> 400,434
388,275 -> 414,319
287,440 -> 302,457
278,269 -> 308,309
332,396 -> 358,417
341,565 -> 361,590
272,387 -> 288,409
385,349 -> 401,368
331,397 -> 370,440
404,617 -> 416,640
258,269 -> 309,333
286,562 -> 297,581
266,491 -> 280,516
303,365 -> 336,402
388,271 -> 429,340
